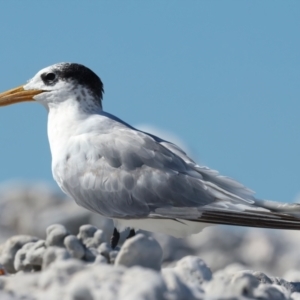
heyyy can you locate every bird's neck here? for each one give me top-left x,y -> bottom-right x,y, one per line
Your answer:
47,98 -> 101,158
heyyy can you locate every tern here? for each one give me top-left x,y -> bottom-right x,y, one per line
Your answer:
0,62 -> 300,249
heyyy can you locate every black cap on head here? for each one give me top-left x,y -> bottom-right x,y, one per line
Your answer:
54,63 -> 104,100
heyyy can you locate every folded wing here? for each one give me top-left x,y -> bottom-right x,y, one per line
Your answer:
59,121 -> 300,232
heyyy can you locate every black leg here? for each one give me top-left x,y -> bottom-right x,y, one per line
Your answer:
127,229 -> 135,239
111,227 -> 120,249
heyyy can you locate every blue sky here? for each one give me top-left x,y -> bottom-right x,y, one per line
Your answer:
0,2 -> 299,203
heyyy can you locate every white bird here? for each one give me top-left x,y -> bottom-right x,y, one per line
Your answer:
0,62 -> 300,248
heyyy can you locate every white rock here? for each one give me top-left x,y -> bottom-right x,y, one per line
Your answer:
42,246 -> 71,269
14,240 -> 46,272
0,235 -> 38,273
109,250 -> 119,264
118,267 -> 167,300
77,225 -> 107,250
83,247 -> 99,262
26,240 -> 46,266
98,242 -> 112,262
77,224 -> 97,241
46,224 -> 70,247
173,256 -> 212,285
61,264 -> 125,299
93,255 -> 107,265
85,229 -> 106,248
214,262 -> 248,276
162,268 -> 202,300
115,234 -> 162,271
254,284 -> 289,300
0,291 -> 20,300
203,270 -> 260,298
39,259 -> 84,288
292,292 -> 300,300
2,271 -> 40,299
64,235 -> 85,259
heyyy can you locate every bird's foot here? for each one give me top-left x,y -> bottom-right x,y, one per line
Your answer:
110,227 -> 120,249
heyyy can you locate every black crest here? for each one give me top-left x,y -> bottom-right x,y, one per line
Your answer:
54,63 -> 104,100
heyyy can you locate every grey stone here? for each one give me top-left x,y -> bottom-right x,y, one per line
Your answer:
39,259 -> 85,290
0,291 -> 21,300
93,255 -> 107,265
84,229 -> 106,249
14,240 -> 46,272
64,235 -> 85,259
59,264 -> 122,300
267,275 -> 300,294
249,270 -> 272,284
0,235 -> 38,273
26,240 -> 46,266
118,267 -> 167,300
42,246 -> 71,269
46,224 -> 70,247
67,286 -> 94,300
97,242 -> 111,262
173,256 -> 212,285
115,234 -> 162,271
77,225 -> 97,241
14,247 -> 29,272
162,268 -> 202,300
3,202 -> 300,300
203,270 -> 260,298
109,250 -> 119,264
292,292 -> 300,300
254,284 -> 289,300
230,271 -> 261,296
83,247 -> 99,262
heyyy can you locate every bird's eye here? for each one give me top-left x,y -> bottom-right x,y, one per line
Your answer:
44,73 -> 56,81
41,72 -> 57,85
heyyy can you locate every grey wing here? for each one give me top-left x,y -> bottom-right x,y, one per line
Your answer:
60,127 -> 300,230
158,139 -> 300,229
61,128 -> 217,217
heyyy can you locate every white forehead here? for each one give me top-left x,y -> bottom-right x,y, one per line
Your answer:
24,63 -> 65,91
32,62 -> 68,76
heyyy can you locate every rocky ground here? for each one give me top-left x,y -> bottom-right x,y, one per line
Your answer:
0,183 -> 300,299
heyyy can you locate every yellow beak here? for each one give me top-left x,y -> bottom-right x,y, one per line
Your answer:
0,85 -> 44,107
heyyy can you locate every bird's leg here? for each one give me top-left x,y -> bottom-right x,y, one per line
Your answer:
127,229 -> 135,239
111,227 -> 120,249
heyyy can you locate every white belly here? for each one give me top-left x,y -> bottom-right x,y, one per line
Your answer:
113,218 -> 212,238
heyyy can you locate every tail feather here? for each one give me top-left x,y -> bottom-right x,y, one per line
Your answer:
197,209 -> 300,230
153,200 -> 300,231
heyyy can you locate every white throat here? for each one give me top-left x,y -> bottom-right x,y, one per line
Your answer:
47,96 -> 101,160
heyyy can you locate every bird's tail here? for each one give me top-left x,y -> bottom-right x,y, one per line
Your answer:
154,199 -> 300,231
198,206 -> 300,231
